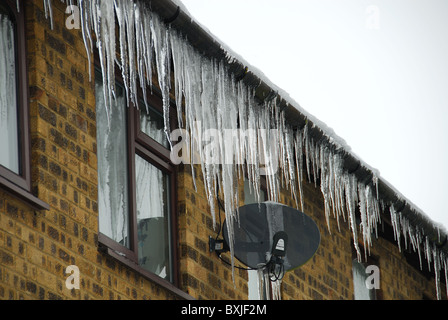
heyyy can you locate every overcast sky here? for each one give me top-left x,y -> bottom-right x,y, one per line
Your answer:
180,0 -> 448,230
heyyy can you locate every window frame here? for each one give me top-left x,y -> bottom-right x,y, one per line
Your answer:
94,64 -> 182,294
0,0 -> 48,211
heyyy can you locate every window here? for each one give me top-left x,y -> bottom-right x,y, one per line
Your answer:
0,0 -> 48,210
0,3 -> 19,175
95,69 -> 178,286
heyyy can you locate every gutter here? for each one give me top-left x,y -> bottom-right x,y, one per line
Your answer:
148,0 -> 448,253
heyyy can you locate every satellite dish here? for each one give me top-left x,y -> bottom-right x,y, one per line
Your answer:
222,202 -> 321,273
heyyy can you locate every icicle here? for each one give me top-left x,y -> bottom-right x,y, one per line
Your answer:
135,2 -> 146,109
294,130 -> 305,212
372,174 -> 379,200
358,182 -> 369,260
115,0 -> 132,106
433,247 -> 441,300
150,10 -> 172,144
79,0 -> 93,82
320,145 -> 332,234
390,205 -> 401,252
170,33 -> 186,128
142,6 -> 154,94
91,0 -> 116,127
424,236 -> 432,271
303,124 -> 312,184
399,212 -> 409,251
346,173 -> 361,261
327,150 -> 336,221
416,229 -> 423,270
43,0 -> 54,29
333,154 -> 347,230
311,135 -> 320,187
271,279 -> 282,300
284,127 -> 298,208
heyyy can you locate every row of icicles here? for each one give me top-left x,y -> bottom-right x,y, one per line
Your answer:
36,0 -> 448,299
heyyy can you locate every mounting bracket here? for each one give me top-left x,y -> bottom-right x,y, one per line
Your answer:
209,236 -> 229,254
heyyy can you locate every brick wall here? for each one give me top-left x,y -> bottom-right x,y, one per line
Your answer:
278,182 -> 354,300
0,0 -> 445,300
177,165 -> 250,299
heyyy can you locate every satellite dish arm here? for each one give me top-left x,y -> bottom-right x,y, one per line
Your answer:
266,231 -> 288,281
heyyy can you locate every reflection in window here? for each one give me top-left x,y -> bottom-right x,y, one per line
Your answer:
0,8 -> 19,174
136,155 -> 172,282
95,74 -> 130,248
140,106 -> 169,148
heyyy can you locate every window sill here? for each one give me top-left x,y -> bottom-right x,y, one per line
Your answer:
0,176 -> 49,211
98,235 -> 193,300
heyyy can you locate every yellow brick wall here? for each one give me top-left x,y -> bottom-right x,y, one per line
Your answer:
177,165 -> 250,299
278,182 -> 354,300
0,0 -> 444,300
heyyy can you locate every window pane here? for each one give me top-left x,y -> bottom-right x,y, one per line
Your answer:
244,179 -> 266,205
0,11 -> 19,174
95,74 -> 130,248
135,154 -> 172,282
140,105 -> 169,148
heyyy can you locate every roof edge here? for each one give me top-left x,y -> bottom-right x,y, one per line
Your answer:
148,0 -> 448,252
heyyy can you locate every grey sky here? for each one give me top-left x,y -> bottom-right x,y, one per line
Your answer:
180,0 -> 448,229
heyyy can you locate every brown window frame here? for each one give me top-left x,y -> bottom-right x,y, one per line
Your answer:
94,64 -> 186,298
0,0 -> 48,211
